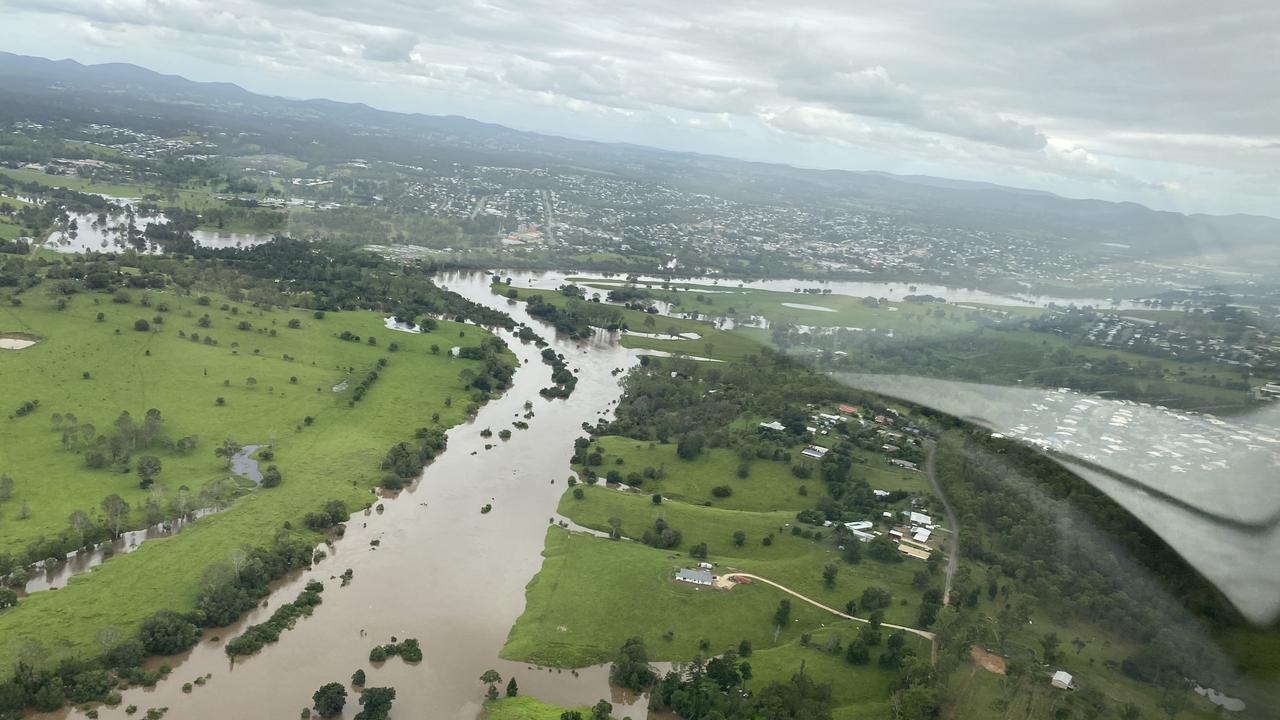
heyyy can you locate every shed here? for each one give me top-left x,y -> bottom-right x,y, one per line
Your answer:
1051,671 -> 1074,690
800,445 -> 829,460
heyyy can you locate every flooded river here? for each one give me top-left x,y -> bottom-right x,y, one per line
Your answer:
491,269 -> 1154,311
49,271 -> 658,719
43,211 -> 270,254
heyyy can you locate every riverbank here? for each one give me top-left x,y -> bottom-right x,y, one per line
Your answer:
0,285 -> 504,671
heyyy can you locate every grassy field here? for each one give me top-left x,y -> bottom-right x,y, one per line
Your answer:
503,527 -> 849,667
750,622 -> 931,720
0,193 -> 33,240
484,696 -> 592,720
581,435 -> 929,512
557,486 -> 925,626
502,529 -> 931,718
0,283 -> 504,666
581,435 -> 810,512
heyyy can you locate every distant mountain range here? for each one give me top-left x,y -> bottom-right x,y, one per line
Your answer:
0,51 -> 1276,265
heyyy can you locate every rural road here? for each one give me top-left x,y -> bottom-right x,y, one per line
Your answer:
925,445 -> 961,606
719,572 -> 939,664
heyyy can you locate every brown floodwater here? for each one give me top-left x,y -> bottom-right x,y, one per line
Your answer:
44,271 -> 664,720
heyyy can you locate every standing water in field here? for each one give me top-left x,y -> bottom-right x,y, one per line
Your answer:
57,271 -> 660,720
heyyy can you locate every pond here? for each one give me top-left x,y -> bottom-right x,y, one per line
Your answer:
0,332 -> 39,350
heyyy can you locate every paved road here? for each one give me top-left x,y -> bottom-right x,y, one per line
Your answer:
925,444 -> 961,606
720,572 -> 939,663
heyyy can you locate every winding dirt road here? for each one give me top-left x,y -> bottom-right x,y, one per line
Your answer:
719,572 -> 939,663
925,444 -> 961,606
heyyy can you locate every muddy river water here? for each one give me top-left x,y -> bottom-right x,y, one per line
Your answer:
52,271 -> 664,719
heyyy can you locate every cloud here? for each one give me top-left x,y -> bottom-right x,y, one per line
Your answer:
1,0 -> 1275,214
779,64 -> 1046,150
361,30 -> 418,62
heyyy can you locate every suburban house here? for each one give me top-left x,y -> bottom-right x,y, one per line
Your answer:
889,459 -> 918,470
758,420 -> 787,432
676,568 -> 714,586
838,404 -> 859,415
1051,671 -> 1075,690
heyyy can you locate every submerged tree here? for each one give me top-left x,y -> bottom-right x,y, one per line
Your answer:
312,682 -> 347,717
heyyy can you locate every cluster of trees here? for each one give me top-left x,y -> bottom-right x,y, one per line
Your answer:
519,290 -> 624,339
303,499 -> 349,532
379,426 -> 449,489
649,659 -> 832,720
224,580 -> 324,656
640,517 -> 682,550
456,337 -> 515,392
347,366 -> 382,405
368,638 -> 422,663
609,637 -> 658,691
539,347 -> 577,398
67,408 -> 173,478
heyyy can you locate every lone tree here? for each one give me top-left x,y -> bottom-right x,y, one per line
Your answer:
67,510 -> 91,548
822,563 -> 839,588
480,669 -> 502,700
101,494 -> 130,537
505,677 -> 518,697
137,455 -> 162,489
773,599 -> 792,629
312,682 -> 347,718
215,439 -> 243,470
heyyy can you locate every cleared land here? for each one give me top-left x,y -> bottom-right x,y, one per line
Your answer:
0,285 -> 503,666
502,530 -> 930,719
555,487 -> 924,627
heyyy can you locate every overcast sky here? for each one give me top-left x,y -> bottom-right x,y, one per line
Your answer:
3,0 -> 1278,217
